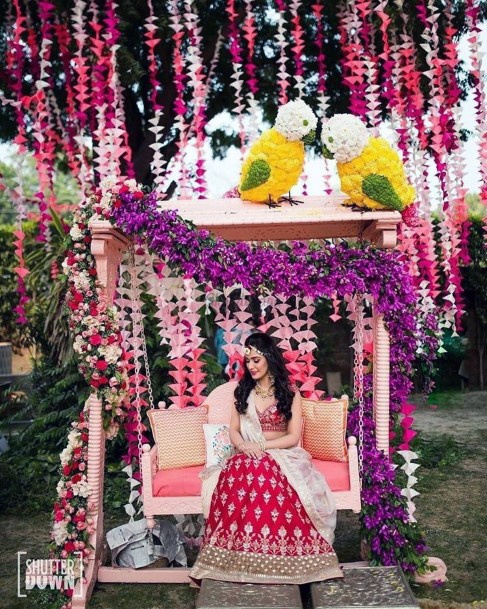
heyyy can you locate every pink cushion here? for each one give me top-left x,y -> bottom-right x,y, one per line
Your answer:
312,459 -> 350,492
153,460 -> 350,497
153,465 -> 203,497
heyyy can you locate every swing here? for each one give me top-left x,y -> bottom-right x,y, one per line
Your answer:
122,249 -> 363,576
80,198 -> 398,601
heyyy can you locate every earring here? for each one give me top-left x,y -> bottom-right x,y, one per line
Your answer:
269,374 -> 275,386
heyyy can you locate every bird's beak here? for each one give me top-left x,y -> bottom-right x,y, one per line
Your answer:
302,129 -> 316,145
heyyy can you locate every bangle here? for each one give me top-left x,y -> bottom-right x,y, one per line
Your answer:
260,440 -> 266,451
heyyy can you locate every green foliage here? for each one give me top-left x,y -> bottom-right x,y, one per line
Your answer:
0,357 -> 87,513
362,174 -> 403,210
464,192 -> 486,220
430,330 -> 467,389
240,158 -> 271,191
411,434 -> 466,469
463,216 -> 487,327
0,155 -> 80,223
0,211 -> 72,360
0,220 -> 38,350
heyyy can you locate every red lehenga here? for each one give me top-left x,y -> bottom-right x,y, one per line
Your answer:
190,392 -> 343,584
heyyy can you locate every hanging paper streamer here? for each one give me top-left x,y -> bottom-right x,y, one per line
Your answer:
274,0 -> 290,106
291,296 -> 323,399
150,267 -> 208,407
312,3 -> 333,195
242,0 -> 260,143
1,161 -> 29,324
226,0 -> 247,154
212,285 -> 252,381
183,0 -> 208,197
397,449 -> 420,522
259,292 -> 322,399
167,0 -> 190,196
289,1 -> 305,99
144,1 -> 167,192
115,252 -> 151,472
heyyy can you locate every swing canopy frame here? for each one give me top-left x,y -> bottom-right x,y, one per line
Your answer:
71,194 -> 403,608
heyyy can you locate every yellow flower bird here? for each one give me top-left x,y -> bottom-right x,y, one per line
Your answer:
239,99 -> 317,206
321,114 -> 415,211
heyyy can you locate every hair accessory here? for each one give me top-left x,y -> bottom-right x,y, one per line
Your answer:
244,346 -> 266,357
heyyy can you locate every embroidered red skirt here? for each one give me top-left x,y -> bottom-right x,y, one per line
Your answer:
190,452 -> 343,584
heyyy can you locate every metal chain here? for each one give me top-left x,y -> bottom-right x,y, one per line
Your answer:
353,293 -> 365,479
128,247 -> 156,471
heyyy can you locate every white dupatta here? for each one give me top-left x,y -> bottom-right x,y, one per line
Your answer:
201,391 -> 337,545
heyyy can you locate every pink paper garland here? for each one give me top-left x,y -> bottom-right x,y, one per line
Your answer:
274,0 -> 290,105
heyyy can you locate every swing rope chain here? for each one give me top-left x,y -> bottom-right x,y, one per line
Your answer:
128,247 -> 156,471
353,293 -> 365,479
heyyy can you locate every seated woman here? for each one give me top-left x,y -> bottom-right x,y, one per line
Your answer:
190,331 -> 343,584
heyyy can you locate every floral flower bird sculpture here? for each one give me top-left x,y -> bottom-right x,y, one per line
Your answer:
238,99 -> 317,206
321,114 -> 416,212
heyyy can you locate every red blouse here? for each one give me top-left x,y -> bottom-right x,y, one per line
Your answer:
257,401 -> 287,432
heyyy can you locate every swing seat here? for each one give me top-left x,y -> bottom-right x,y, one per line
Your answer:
141,381 -> 361,530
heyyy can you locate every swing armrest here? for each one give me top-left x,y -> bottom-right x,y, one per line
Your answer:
346,436 -> 361,512
141,444 -> 158,495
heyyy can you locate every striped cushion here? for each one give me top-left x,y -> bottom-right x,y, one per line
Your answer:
302,396 -> 348,462
148,406 -> 207,470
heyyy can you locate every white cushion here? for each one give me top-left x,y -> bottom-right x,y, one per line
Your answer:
203,423 -> 233,467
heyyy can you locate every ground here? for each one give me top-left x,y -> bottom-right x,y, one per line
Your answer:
0,390 -> 485,608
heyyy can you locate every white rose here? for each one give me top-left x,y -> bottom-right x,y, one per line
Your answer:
100,176 -> 117,191
124,179 -> 138,192
69,225 -> 84,241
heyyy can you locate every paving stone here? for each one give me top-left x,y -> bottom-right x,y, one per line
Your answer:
310,566 -> 419,609
196,579 -> 302,609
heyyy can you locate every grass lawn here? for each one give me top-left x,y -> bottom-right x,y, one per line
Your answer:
0,390 -> 486,608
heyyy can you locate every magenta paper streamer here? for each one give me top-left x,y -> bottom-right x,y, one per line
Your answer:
144,0 -> 166,193
312,4 -> 333,195
339,2 -> 368,120
226,0 -> 247,153
183,0 -> 208,197
167,0 -> 190,196
289,0 -> 305,98
274,0 -> 290,105
243,0 -> 260,142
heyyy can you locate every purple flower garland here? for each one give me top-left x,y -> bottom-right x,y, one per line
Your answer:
110,191 -> 439,573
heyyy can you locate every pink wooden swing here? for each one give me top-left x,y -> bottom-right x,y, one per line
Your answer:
72,196 -> 402,607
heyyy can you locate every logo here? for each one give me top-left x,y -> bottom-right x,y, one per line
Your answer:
17,552 -> 84,598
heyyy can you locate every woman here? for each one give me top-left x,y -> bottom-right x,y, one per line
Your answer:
190,331 -> 343,584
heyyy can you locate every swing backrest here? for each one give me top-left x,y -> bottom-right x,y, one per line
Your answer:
206,381 -> 238,424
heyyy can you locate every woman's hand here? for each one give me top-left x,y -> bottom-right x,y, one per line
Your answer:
238,441 -> 264,459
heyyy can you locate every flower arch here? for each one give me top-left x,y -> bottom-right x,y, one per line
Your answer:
56,179 -> 439,607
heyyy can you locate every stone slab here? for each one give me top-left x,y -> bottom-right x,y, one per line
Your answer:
196,579 -> 302,609
310,566 -> 419,609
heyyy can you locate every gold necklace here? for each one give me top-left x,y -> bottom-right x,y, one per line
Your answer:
254,383 -> 275,399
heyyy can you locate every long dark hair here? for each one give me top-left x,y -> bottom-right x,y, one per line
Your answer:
234,332 -> 294,420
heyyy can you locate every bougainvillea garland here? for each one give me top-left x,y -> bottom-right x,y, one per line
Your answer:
108,185 -> 439,573
56,179 -> 439,606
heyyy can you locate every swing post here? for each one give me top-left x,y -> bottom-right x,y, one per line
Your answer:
72,226 -> 129,607
372,311 -> 390,454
